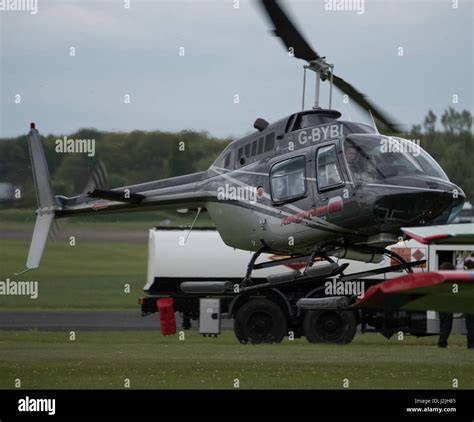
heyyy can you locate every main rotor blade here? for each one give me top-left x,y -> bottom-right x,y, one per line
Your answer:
259,0 -> 319,62
332,74 -> 399,133
259,0 -> 401,133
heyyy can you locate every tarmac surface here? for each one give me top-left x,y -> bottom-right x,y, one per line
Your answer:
0,310 -> 234,331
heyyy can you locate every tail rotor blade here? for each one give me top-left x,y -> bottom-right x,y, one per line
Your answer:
82,160 -> 109,194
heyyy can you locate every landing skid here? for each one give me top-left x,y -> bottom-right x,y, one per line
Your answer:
238,245 -> 424,294
241,247 -> 338,288
179,246 -> 425,296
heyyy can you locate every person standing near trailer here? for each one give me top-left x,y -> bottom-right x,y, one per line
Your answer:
464,258 -> 474,349
465,315 -> 474,349
438,262 -> 455,348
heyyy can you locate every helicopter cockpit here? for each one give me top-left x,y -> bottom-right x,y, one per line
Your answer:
343,136 -> 449,185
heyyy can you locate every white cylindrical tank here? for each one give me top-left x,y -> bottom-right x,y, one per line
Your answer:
144,228 -> 426,291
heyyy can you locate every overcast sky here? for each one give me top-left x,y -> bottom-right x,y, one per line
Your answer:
0,0 -> 472,139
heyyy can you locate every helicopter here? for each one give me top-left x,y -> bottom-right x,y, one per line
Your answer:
21,0 -> 465,287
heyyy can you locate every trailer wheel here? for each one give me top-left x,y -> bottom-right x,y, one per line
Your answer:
303,310 -> 357,344
234,298 -> 287,344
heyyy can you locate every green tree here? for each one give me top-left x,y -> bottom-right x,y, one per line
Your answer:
423,110 -> 436,136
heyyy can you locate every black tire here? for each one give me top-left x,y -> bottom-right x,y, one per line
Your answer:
303,310 -> 357,344
234,298 -> 288,344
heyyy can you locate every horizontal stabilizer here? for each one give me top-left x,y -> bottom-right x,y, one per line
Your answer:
87,188 -> 144,203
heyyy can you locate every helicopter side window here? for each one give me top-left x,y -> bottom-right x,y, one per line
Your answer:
316,145 -> 343,190
244,143 -> 251,158
265,133 -> 275,152
251,140 -> 258,157
270,156 -> 306,203
257,137 -> 264,155
237,147 -> 246,165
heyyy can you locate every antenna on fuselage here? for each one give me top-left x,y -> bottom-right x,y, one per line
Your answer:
368,109 -> 380,135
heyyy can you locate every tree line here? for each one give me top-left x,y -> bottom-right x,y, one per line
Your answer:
0,129 -> 229,207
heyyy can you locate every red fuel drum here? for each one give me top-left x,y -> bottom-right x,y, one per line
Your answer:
157,298 -> 176,336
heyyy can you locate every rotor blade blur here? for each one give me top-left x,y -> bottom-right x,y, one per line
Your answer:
259,0 -> 401,133
332,74 -> 400,133
259,0 -> 319,62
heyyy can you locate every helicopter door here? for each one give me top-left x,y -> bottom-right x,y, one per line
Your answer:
313,142 -> 346,217
263,154 -> 311,247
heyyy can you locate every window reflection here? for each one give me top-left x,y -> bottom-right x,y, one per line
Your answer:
317,145 -> 343,189
271,156 -> 306,202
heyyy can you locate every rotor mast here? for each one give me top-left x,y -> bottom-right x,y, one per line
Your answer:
301,57 -> 334,111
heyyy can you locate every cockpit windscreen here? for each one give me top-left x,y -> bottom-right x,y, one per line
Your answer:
343,136 -> 449,183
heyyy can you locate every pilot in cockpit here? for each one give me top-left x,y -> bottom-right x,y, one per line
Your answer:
345,146 -> 361,174
345,145 -> 374,183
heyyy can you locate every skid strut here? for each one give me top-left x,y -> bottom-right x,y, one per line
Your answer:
242,244 -> 268,287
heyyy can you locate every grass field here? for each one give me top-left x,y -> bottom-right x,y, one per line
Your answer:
0,239 -> 147,309
0,331 -> 473,389
1,208 -> 473,390
0,208 -> 216,309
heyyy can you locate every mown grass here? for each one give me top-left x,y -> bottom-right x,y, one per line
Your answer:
0,239 -> 146,309
0,207 -> 215,309
0,331 -> 472,389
